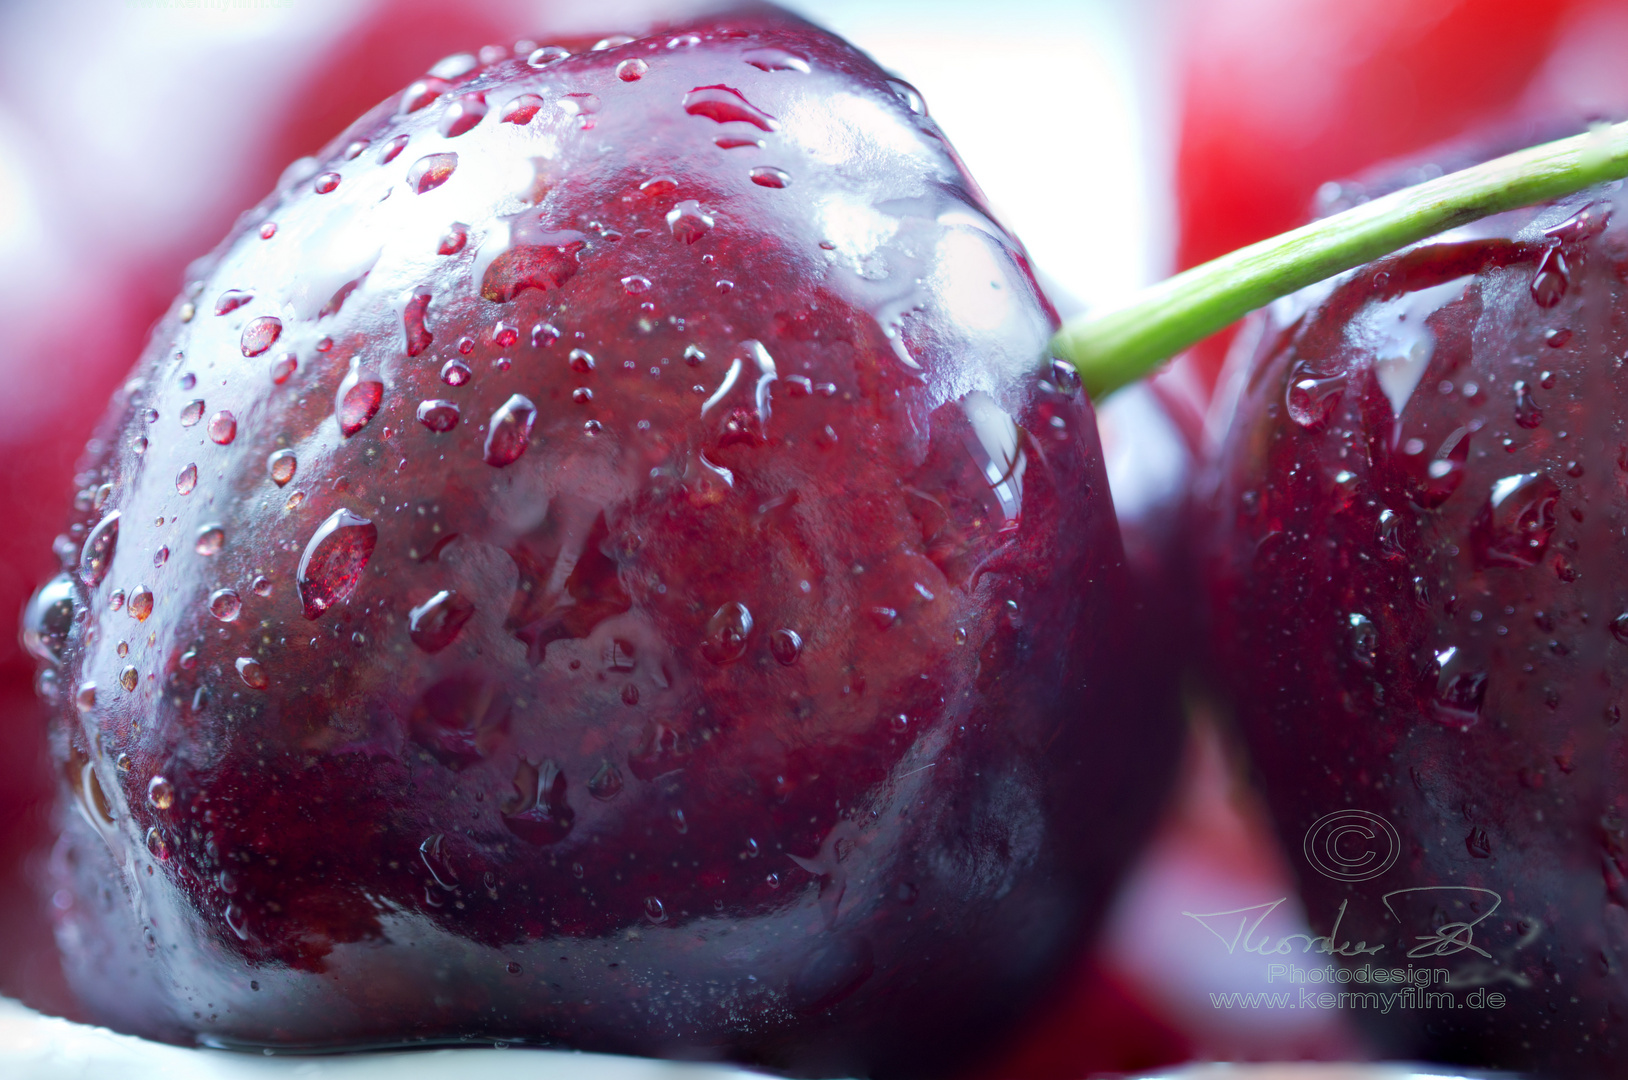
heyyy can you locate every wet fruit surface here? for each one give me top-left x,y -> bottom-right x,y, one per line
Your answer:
28,9 -> 1175,1074
1205,184 -> 1628,1074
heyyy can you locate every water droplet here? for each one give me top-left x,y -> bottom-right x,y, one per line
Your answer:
502,759 -> 575,844
620,683 -> 640,705
1513,381 -> 1543,428
119,665 -> 138,692
571,387 -> 593,404
435,223 -> 470,257
501,93 -> 544,124
1376,508 -> 1406,558
79,512 -> 120,587
770,628 -> 802,665
702,602 -> 752,664
742,47 -> 810,73
215,290 -> 253,316
1545,327 -> 1572,348
1286,369 -> 1346,428
259,222 -> 277,239
286,490 -> 305,510
644,896 -> 667,923
887,78 -> 928,115
1473,472 -> 1559,568
336,360 -> 384,437
261,449 -> 296,488
148,775 -> 174,810
407,153 -> 458,194
621,275 -> 651,295
1531,245 -> 1569,307
208,411 -> 237,445
683,85 -> 778,130
440,359 -> 471,386
408,589 -> 474,652
195,524 -> 225,555
401,77 -> 450,114
403,288 -> 434,356
557,92 -> 601,119
128,586 -> 153,621
1347,613 -> 1377,667
179,302 -> 195,322
531,322 -> 561,349
413,399 -> 459,432
594,34 -> 634,50
1432,646 -> 1488,727
617,58 -> 648,81
241,316 -> 282,357
180,399 -> 205,427
664,199 -> 714,245
588,760 -> 624,801
209,588 -> 241,622
22,575 -> 77,663
565,348 -> 595,374
153,546 -> 168,567
1465,828 -> 1492,858
438,93 -> 487,138
428,52 -> 478,79
270,353 -> 298,384
1613,614 -> 1628,644
298,509 -> 377,620
145,826 -> 170,861
313,172 -> 341,194
749,166 -> 789,189
528,45 -> 570,66
378,135 -> 409,164
484,394 -> 537,467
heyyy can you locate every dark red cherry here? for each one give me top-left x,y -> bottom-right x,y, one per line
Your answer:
30,7 -> 1175,1075
1204,181 -> 1628,1075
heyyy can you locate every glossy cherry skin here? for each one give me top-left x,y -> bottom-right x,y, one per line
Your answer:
30,9 -> 1176,1074
1204,185 -> 1628,1074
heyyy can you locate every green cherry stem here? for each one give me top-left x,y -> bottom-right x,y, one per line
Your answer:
1052,118 -> 1628,399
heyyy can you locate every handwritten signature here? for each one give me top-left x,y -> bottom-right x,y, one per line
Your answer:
1183,886 -> 1501,960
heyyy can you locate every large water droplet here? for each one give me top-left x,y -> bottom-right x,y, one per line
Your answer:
887,78 -> 928,116
483,394 -> 536,466
742,47 -> 810,73
666,200 -> 713,244
313,172 -> 340,195
378,135 -> 409,164
527,45 -> 571,67
501,94 -> 544,124
268,450 -> 297,486
441,359 -> 471,386
749,166 -> 789,189
195,524 -> 225,555
208,411 -> 237,445
438,93 -> 487,138
617,58 -> 648,81
240,317 -> 282,357
148,775 -> 175,810
22,575 -> 77,663
416,399 -> 460,432
336,360 -> 384,437
502,759 -> 574,845
236,657 -> 268,690
408,589 -> 474,652
297,509 -> 378,620
1513,380 -> 1543,429
403,288 -> 434,356
1473,472 -> 1559,568
215,290 -> 253,316
401,77 -> 451,114
209,588 -> 241,622
79,512 -> 120,586
702,602 -> 752,664
1286,368 -> 1346,428
128,585 -> 154,622
1531,245 -> 1569,308
407,153 -> 458,194
683,85 -> 778,130
1431,645 -> 1488,728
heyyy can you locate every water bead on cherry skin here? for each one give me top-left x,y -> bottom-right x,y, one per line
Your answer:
148,775 -> 174,810
209,588 -> 242,622
236,657 -> 269,690
407,590 -> 475,653
441,359 -> 471,386
259,222 -> 276,240
128,586 -> 153,621
500,94 -> 544,124
458,337 -> 475,355
569,349 -> 594,373
79,512 -> 119,587
180,400 -> 205,427
438,93 -> 487,138
270,353 -> 298,384
749,167 -> 789,189
241,317 -> 282,357
268,450 -> 297,487
531,322 -> 560,348
493,323 -> 518,347
407,153 -> 458,194
702,602 -> 753,664
313,173 -> 341,195
617,58 -> 648,81
377,135 -> 409,165
484,394 -> 537,467
622,275 -> 651,295
297,509 -> 379,620
176,464 -> 197,495
417,400 -> 460,432
215,290 -> 253,316
195,525 -> 225,556
153,546 -> 169,567
208,411 -> 237,445
572,388 -> 593,404
337,361 -> 384,437
252,576 -> 272,597
527,45 -> 570,67
438,224 -> 468,255
667,201 -> 713,244
400,76 -> 451,114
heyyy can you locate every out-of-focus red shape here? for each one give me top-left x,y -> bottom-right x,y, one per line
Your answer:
1173,0 -> 1593,395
